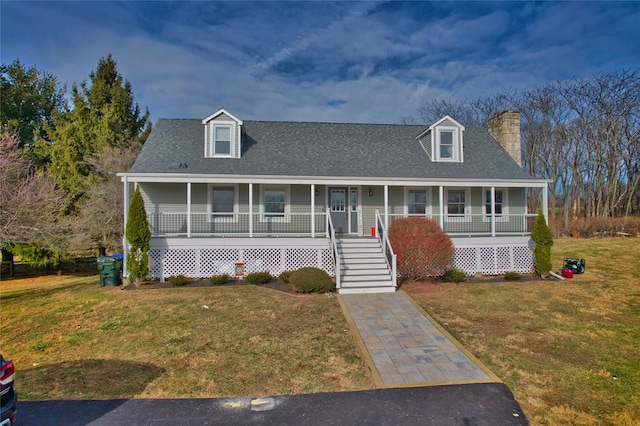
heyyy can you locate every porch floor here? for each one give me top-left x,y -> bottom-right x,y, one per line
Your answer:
339,292 -> 500,387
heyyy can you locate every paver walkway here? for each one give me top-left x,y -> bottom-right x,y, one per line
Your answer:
339,292 -> 500,387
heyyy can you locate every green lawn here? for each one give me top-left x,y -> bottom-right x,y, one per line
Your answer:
405,237 -> 640,426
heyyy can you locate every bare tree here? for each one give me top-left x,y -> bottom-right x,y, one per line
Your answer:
0,126 -> 64,248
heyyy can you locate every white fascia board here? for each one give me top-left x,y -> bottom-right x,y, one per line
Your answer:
119,173 -> 549,188
415,115 -> 466,140
201,108 -> 243,125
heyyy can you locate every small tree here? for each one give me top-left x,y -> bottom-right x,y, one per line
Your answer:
531,209 -> 553,276
389,217 -> 454,281
125,187 -> 150,286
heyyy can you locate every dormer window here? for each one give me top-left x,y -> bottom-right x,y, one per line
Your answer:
212,124 -> 232,156
202,109 -> 243,159
436,127 -> 459,161
417,115 -> 465,163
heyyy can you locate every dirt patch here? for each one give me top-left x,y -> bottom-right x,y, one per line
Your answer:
398,273 -> 541,293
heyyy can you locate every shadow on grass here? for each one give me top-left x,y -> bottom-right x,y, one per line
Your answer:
19,359 -> 165,400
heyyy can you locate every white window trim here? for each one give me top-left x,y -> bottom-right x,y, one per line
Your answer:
445,187 -> 471,222
260,185 -> 290,222
483,187 -> 509,222
207,183 -> 239,222
206,121 -> 236,158
435,126 -> 460,162
404,187 -> 432,216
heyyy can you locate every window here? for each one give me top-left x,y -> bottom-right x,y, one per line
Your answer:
436,127 -> 459,161
208,184 -> 237,222
447,189 -> 466,215
261,186 -> 289,221
212,187 -> 235,216
407,189 -> 428,215
484,188 -> 508,221
213,125 -> 231,156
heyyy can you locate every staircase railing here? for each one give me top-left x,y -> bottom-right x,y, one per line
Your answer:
327,211 -> 341,289
375,210 -> 397,288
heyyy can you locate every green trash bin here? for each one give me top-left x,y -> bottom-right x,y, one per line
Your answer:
98,256 -> 122,286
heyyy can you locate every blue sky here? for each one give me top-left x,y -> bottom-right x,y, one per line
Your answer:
2,1 -> 639,125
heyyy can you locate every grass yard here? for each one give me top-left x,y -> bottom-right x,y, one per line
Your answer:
0,276 -> 371,400
404,237 -> 640,426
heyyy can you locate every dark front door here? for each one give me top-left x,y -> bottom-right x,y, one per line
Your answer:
330,188 -> 348,233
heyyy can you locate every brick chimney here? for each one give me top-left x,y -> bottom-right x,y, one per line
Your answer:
488,110 -> 521,167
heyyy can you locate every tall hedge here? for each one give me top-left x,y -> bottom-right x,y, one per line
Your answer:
388,217 -> 454,281
125,186 -> 150,286
531,209 -> 553,275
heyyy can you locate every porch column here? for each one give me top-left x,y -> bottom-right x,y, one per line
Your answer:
439,186 -> 444,228
122,177 -> 130,277
490,186 -> 496,237
310,184 -> 316,238
249,183 -> 254,237
543,184 -> 549,222
384,185 -> 389,229
186,182 -> 192,237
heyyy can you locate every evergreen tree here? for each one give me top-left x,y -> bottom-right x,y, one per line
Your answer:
0,59 -> 65,150
36,53 -> 151,211
125,187 -> 150,286
531,209 -> 553,275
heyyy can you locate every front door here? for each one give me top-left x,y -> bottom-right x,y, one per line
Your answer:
330,187 -> 358,234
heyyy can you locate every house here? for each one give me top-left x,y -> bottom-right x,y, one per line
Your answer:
120,109 -> 549,293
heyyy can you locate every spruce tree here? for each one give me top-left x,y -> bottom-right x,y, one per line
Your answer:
125,187 -> 150,286
531,209 -> 553,275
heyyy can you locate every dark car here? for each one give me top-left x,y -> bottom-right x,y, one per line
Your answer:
0,355 -> 17,426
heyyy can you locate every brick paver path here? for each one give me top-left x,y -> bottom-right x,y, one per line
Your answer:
340,292 -> 498,386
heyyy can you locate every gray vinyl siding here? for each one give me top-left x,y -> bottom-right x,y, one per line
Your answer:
139,183 -> 186,214
509,187 -> 526,214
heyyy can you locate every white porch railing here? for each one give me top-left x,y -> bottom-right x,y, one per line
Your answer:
147,212 -> 326,237
326,211 -> 341,290
386,213 -> 537,236
375,210 -> 397,288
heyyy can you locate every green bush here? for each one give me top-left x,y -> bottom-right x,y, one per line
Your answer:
504,271 -> 522,281
245,271 -> 272,285
209,274 -> 230,285
442,269 -> 466,283
278,270 -> 292,283
168,274 -> 189,286
532,209 -> 554,275
289,267 -> 334,293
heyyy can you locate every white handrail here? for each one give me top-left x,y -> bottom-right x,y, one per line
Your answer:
375,210 -> 397,288
326,211 -> 340,289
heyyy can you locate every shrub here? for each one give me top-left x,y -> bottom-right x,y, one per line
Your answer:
289,267 -> 334,293
389,217 -> 454,281
126,187 -> 151,286
278,270 -> 292,283
245,271 -> 272,285
209,274 -> 230,285
442,269 -> 466,283
532,209 -> 554,275
504,271 -> 522,281
168,274 -> 189,286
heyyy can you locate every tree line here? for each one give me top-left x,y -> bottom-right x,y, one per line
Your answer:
1,54 -> 150,266
405,69 -> 640,227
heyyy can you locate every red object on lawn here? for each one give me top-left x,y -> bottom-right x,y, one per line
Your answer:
562,267 -> 574,279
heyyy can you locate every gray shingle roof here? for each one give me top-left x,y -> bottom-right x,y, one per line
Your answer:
127,119 -> 538,181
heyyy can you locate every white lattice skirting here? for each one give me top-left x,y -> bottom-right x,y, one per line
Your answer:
452,236 -> 535,275
145,236 -> 533,280
148,238 -> 334,279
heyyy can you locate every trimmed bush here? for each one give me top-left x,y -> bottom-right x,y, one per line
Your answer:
532,209 -> 554,275
442,269 -> 466,283
504,271 -> 522,281
289,267 -> 334,293
209,274 -> 230,285
278,270 -> 292,283
389,217 -> 454,281
245,271 -> 272,285
168,274 -> 189,286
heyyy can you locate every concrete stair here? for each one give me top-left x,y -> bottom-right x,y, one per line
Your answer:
336,237 -> 396,294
